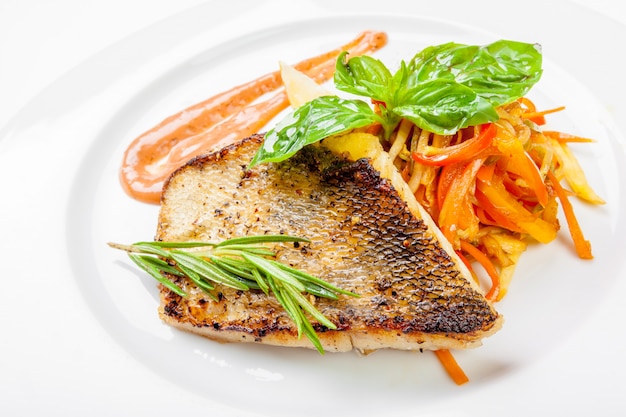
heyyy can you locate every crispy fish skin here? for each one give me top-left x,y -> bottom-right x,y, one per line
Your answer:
157,134 -> 503,352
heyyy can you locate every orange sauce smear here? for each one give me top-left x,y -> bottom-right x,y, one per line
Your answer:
120,30 -> 388,204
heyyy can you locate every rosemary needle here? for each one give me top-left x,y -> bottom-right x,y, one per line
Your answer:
108,235 -> 358,354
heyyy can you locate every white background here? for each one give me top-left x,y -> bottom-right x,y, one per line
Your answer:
0,0 -> 624,131
1,1 -> 625,416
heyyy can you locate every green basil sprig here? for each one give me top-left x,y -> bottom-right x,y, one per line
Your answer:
249,39 -> 542,167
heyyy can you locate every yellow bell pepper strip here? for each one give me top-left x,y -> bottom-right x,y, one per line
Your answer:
548,138 -> 606,205
411,123 -> 496,166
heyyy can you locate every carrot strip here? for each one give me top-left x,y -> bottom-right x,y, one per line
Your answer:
547,170 -> 593,259
523,106 -> 565,125
543,131 -> 595,143
460,240 -> 500,301
523,105 -> 566,119
525,114 -> 545,125
456,250 -> 480,285
434,349 -> 469,385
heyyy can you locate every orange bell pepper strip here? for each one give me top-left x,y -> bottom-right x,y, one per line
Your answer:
411,123 -> 496,166
475,205 -> 502,229
476,176 -> 558,244
438,158 -> 485,245
476,162 -> 495,183
474,189 -> 526,234
436,162 -> 466,212
504,151 -> 550,207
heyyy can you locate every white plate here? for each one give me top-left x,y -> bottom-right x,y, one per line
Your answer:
2,1 -> 625,416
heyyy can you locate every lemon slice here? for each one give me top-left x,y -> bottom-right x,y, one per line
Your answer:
279,61 -> 333,108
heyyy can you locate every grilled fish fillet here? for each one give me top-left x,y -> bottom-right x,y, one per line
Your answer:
156,133 -> 503,352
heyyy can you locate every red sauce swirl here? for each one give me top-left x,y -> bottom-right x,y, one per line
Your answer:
120,31 -> 388,204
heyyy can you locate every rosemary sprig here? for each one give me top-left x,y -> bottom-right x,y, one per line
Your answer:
108,235 -> 358,353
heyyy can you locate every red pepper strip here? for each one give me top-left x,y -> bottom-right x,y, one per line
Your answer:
460,240 -> 500,301
412,123 -> 496,166
546,170 -> 593,259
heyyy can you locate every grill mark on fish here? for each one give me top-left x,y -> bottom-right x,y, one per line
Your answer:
156,134 -> 502,352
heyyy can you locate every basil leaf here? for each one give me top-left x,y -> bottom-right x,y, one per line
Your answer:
249,39 -> 543,166
393,79 -> 499,135
408,40 -> 542,106
334,52 -> 394,103
335,53 -> 412,109
248,96 -> 380,167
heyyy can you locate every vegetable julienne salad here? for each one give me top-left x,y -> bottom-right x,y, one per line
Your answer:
115,31 -> 603,386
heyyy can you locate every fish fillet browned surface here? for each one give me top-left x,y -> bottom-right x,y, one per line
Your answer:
156,133 -> 503,352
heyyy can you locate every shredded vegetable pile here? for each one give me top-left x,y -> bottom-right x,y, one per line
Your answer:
375,98 -> 604,302
362,98 -> 605,384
